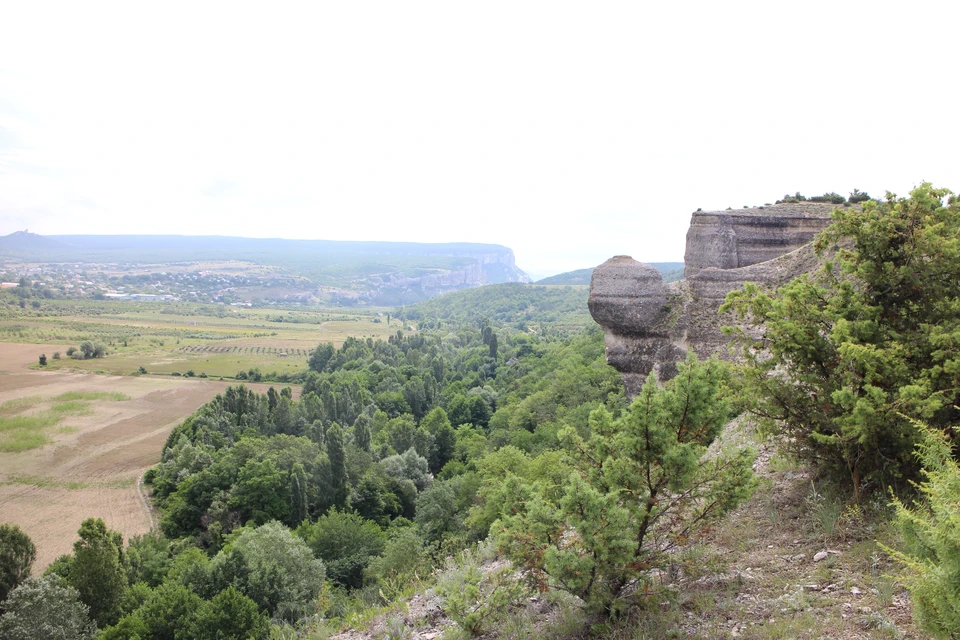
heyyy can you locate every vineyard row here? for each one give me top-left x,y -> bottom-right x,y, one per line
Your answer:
174,345 -> 310,357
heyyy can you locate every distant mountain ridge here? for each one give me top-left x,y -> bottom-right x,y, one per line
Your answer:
0,230 -> 67,250
43,235 -> 514,256
0,231 -> 531,303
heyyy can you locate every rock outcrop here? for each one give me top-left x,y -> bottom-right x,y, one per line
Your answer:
587,258 -> 686,396
684,203 -> 836,278
590,203 -> 836,396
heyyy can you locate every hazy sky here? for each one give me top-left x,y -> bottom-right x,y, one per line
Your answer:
1,2 -> 958,278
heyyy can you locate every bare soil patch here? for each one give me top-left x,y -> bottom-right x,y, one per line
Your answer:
0,341 -> 294,568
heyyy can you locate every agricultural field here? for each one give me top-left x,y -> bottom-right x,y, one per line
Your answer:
0,341 -> 298,568
0,301 -> 405,566
0,301 -> 399,379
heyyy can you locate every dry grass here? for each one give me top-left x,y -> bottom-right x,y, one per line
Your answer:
613,419 -> 925,640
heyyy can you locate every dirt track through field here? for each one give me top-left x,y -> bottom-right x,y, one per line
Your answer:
0,342 -> 295,568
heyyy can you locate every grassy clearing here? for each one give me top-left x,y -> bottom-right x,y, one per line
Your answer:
0,413 -> 60,433
0,431 -> 51,452
54,391 -> 131,402
0,396 -> 41,415
0,475 -> 135,490
0,392 -> 130,452
50,401 -> 93,416
0,413 -> 60,452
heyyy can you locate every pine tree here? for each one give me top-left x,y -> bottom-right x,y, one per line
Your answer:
267,386 -> 279,412
353,415 -> 372,452
422,407 -> 456,474
496,355 -> 755,616
885,422 -> 960,638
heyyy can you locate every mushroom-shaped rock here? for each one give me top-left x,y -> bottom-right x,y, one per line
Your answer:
588,256 -> 667,335
589,256 -> 685,397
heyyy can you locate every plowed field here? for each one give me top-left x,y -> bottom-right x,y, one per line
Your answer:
0,342 -> 291,568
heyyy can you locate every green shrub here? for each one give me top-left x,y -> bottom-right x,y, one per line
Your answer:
495,355 -> 756,617
808,191 -> 846,204
363,527 -> 426,598
723,184 -> 960,498
295,509 -> 386,589
435,540 -> 529,637
79,340 -> 107,359
777,192 -> 807,203
886,422 -> 960,638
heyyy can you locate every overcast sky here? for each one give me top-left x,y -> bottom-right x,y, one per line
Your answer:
1,2 -> 957,278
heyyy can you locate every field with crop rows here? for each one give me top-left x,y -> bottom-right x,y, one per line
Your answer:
0,301 -> 399,379
175,345 -> 312,357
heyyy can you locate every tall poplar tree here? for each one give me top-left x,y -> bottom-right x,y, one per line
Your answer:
290,463 -> 309,526
327,424 -> 348,509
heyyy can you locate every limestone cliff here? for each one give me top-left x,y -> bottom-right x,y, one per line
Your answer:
590,203 -> 836,396
367,248 -> 530,299
684,203 -> 835,277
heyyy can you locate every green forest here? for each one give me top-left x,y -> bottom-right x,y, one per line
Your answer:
3,185 -> 960,638
403,283 -> 591,330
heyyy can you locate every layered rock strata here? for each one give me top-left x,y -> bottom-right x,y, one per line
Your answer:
684,203 -> 836,278
590,203 -> 836,396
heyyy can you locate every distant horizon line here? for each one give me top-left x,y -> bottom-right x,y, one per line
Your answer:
0,229 -> 684,280
1,229 -> 518,247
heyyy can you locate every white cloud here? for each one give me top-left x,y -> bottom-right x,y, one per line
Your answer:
0,1 -> 958,276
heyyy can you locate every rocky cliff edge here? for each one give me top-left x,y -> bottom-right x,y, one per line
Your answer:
589,203 -> 836,396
